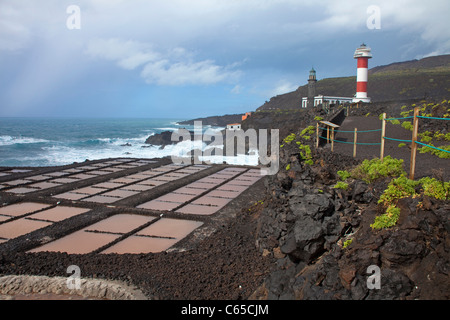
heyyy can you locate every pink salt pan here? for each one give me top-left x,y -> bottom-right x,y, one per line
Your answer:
137,200 -> 181,211
53,192 -> 87,201
176,204 -> 219,215
0,203 -> 51,217
0,218 -> 52,239
171,187 -> 205,196
28,230 -> 120,254
121,184 -> 154,192
86,214 -> 155,234
137,218 -> 203,239
206,190 -> 241,199
217,184 -> 249,192
101,236 -> 178,254
101,189 -> 139,199
72,186 -> 106,195
7,188 -> 37,194
191,196 -> 231,207
81,195 -> 118,204
30,206 -> 90,222
155,193 -> 196,203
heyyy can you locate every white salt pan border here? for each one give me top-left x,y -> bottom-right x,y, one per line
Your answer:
0,275 -> 148,300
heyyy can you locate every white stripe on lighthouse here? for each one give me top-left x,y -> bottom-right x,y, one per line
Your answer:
357,67 -> 368,83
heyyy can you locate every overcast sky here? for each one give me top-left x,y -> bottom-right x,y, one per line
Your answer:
0,0 -> 449,119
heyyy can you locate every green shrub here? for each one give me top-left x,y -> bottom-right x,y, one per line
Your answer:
419,177 -> 450,200
419,144 -> 450,159
398,143 -> 406,148
434,132 -> 445,140
401,121 -> 413,131
420,135 -> 432,143
283,133 -> 296,144
343,239 -> 353,248
419,131 -> 433,143
400,110 -> 412,117
433,132 -> 450,141
371,205 -> 401,230
314,116 -> 324,121
285,164 -> 291,171
350,156 -> 405,183
300,126 -> 316,137
337,170 -> 351,181
298,143 -> 313,165
378,175 -> 419,207
373,176 -> 449,230
333,181 -> 349,190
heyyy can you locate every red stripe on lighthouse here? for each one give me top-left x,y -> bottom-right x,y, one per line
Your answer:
356,82 -> 367,93
357,58 -> 368,68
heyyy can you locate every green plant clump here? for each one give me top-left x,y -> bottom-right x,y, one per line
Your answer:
401,121 -> 413,131
378,175 -> 419,207
350,156 -> 405,183
372,176 -> 449,230
283,133 -> 296,144
371,206 -> 401,230
419,144 -> 450,159
337,170 -> 351,181
298,143 -> 313,165
343,239 -> 353,249
419,177 -> 450,200
333,181 -> 349,190
300,126 -> 316,137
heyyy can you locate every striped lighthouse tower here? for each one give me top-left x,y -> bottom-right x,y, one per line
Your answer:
352,43 -> 372,103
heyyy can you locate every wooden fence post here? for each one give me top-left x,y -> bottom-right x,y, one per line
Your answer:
380,113 -> 386,161
316,122 -> 319,149
409,107 -> 419,180
353,128 -> 357,158
331,127 -> 335,152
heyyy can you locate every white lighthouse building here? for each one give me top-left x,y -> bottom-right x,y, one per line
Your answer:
352,43 -> 372,103
301,68 -> 353,108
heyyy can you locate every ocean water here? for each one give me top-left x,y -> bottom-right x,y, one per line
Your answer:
0,117 -> 260,168
0,118 -> 208,167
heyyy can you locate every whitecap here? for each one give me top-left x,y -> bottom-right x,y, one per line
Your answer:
0,135 -> 50,146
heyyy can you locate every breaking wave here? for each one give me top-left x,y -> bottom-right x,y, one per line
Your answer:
0,135 -> 50,147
